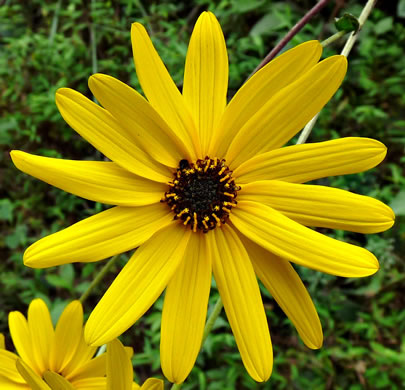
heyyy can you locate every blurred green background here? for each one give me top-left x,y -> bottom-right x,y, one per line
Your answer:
1,0 -> 404,389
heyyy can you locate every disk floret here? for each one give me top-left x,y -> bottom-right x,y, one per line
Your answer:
163,157 -> 240,233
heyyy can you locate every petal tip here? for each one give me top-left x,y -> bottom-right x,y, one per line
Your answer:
10,150 -> 23,166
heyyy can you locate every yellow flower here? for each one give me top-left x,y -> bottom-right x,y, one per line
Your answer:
11,11 -> 394,383
0,299 -> 108,389
15,338 -> 163,390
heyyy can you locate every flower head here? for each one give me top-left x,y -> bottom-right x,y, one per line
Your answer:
11,12 -> 394,383
0,299 -> 107,388
15,338 -> 163,390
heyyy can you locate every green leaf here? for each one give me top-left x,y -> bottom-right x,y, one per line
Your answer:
59,264 -> 74,290
5,224 -> 27,249
335,13 -> 360,33
250,13 -> 286,36
374,17 -> 393,35
231,0 -> 265,13
0,199 -> 14,222
389,190 -> 405,216
397,0 -> 405,18
45,274 -> 71,291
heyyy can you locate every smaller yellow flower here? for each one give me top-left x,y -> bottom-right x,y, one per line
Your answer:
0,299 -> 107,389
15,339 -> 163,390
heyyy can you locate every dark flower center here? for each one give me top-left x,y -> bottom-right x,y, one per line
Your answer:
163,157 -> 240,233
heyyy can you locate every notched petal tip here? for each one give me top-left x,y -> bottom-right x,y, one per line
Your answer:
10,150 -> 25,168
131,22 -> 147,37
300,39 -> 323,55
305,331 -> 323,350
55,87 -> 72,98
88,72 -> 106,86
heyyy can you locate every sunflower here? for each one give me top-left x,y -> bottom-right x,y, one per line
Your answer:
11,11 -> 394,383
0,299 -> 109,388
15,338 -> 163,390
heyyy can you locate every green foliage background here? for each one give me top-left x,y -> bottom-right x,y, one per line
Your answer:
1,0 -> 405,388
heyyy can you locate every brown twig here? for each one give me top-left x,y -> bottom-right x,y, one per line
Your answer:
250,0 -> 331,77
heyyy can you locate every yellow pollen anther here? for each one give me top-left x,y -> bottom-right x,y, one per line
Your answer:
168,182 -> 175,187
222,207 -> 231,213
223,192 -> 234,198
220,174 -> 230,182
177,208 -> 189,217
193,213 -> 198,233
218,167 -> 226,175
166,193 -> 176,198
183,216 -> 191,225
212,213 -> 221,226
204,160 -> 211,172
202,220 -> 209,230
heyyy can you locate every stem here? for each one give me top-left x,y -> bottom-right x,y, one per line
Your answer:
296,113 -> 320,145
296,0 -> 377,145
79,255 -> 120,304
340,0 -> 377,58
49,0 -> 62,44
171,383 -> 182,390
320,30 -> 346,47
250,0 -> 330,76
95,344 -> 107,357
202,297 -> 223,345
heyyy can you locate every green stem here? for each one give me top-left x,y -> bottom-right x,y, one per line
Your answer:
340,0 -> 377,58
296,0 -> 377,145
201,297 -> 223,345
170,383 -> 182,390
49,0 -> 62,43
320,30 -> 347,48
250,0 -> 330,77
79,255 -> 120,304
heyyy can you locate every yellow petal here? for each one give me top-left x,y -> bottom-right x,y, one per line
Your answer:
0,334 -> 4,349
131,23 -> 200,158
226,56 -> 348,168
70,377 -> 107,390
209,225 -> 272,382
234,137 -> 387,184
183,12 -> 228,156
140,378 -> 164,390
43,371 -> 75,389
55,88 -> 172,183
8,311 -> 41,375
65,355 -> 106,382
15,359 -> 51,390
61,331 -> 97,379
27,299 -> 54,374
161,233 -> 211,384
85,224 -> 191,346
210,40 -> 322,157
106,339 -> 132,390
10,151 -> 167,207
240,180 -> 395,233
49,301 -> 83,373
89,74 -> 191,166
231,201 -> 379,277
0,350 -> 25,384
24,204 -> 172,268
240,235 -> 322,349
